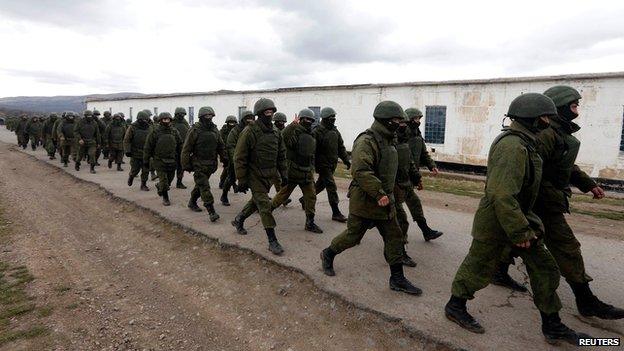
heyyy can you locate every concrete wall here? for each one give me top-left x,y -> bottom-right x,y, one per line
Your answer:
87,75 -> 624,180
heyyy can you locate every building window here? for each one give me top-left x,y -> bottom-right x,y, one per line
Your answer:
154,107 -> 158,116
238,106 -> 247,119
424,105 -> 446,144
188,106 -> 194,124
620,107 -> 624,152
129,107 -> 133,121
308,106 -> 321,125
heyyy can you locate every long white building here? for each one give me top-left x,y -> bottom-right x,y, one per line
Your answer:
87,72 -> 624,181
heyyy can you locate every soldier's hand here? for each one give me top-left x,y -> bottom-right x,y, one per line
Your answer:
431,167 -> 439,176
293,114 -> 299,124
590,186 -> 605,199
515,235 -> 536,249
78,139 -> 84,145
238,183 -> 249,193
417,180 -> 424,190
377,195 -> 390,207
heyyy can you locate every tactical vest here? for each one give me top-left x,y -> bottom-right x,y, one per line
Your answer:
109,123 -> 126,144
174,119 -> 190,140
316,127 -> 340,164
79,120 -> 97,141
288,130 -> 316,171
395,142 -> 412,187
153,128 -> 178,163
362,128 -> 398,195
131,124 -> 149,152
193,124 -> 219,165
407,130 -> 425,168
542,128 -> 580,194
61,121 -> 75,140
250,126 -> 279,177
44,119 -> 57,135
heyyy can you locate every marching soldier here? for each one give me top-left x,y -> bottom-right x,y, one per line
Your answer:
173,107 -> 190,189
124,110 -> 151,191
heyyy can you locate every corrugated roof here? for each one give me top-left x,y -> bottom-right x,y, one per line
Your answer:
86,71 -> 624,102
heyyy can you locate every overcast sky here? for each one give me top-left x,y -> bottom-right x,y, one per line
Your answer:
1,0 -> 624,97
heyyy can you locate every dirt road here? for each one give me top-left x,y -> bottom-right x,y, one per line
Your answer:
0,143 -> 447,350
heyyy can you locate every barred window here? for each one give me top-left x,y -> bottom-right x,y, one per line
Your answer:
308,106 -> 321,126
188,106 -> 195,124
153,107 -> 158,116
424,105 -> 447,144
129,107 -> 133,121
238,106 -> 247,119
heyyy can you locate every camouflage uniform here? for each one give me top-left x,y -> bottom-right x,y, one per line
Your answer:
172,108 -> 190,189
15,116 -> 29,148
218,115 -> 237,191
104,114 -> 127,170
57,113 -> 77,166
74,110 -> 101,173
26,117 -> 43,150
124,111 -> 151,190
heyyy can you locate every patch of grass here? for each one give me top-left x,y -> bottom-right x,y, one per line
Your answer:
0,303 -> 35,319
570,193 -> 624,207
570,207 -> 624,221
65,303 -> 79,310
53,285 -> 71,294
0,326 -> 48,347
37,306 -> 54,318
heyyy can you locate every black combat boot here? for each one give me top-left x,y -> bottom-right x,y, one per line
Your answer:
416,219 -> 443,241
330,203 -> 347,223
491,262 -> 528,292
205,203 -> 220,222
176,179 -> 187,189
304,214 -> 323,233
63,161 -> 68,167
444,295 -> 485,334
90,164 -> 96,174
140,180 -> 149,191
265,228 -> 284,255
108,159 -> 113,169
541,311 -> 592,345
298,197 -> 305,211
570,282 -> 624,319
401,248 -> 417,267
282,198 -> 292,207
128,175 -> 134,186
231,213 -> 248,235
389,264 -> 422,295
187,192 -> 202,212
320,247 -> 336,276
220,191 -> 230,206
117,164 -> 123,171
218,177 -> 225,189
162,191 -> 171,206
75,162 -> 80,171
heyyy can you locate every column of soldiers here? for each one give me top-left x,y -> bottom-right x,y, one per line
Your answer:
10,88 -> 622,346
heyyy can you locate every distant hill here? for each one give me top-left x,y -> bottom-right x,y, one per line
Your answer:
0,93 -> 144,114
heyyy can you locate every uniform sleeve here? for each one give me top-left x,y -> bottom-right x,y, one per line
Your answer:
485,138 -> 537,244
73,121 -> 82,140
226,128 -> 238,160
337,130 -> 350,164
351,137 -> 385,200
277,132 -> 287,177
419,139 -> 436,170
570,165 -> 597,193
216,130 -> 227,164
175,130 -> 182,158
180,127 -> 195,170
123,126 -> 134,154
281,123 -> 298,149
104,124 -> 111,145
234,128 -> 252,184
143,130 -> 155,163
95,123 -> 102,145
536,128 -> 556,163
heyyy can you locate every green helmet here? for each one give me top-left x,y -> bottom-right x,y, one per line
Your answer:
158,112 -> 172,121
506,93 -> 557,119
320,107 -> 336,119
240,109 -> 254,121
83,110 -> 93,117
49,113 -> 58,118
174,107 -> 187,116
112,113 -> 122,119
66,111 -> 76,118
136,110 -> 149,121
93,110 -> 101,116
404,108 -> 423,119
103,111 -> 111,117
253,98 -> 277,116
272,112 -> 287,123
373,101 -> 404,120
543,85 -> 582,107
119,112 -> 125,118
225,115 -> 237,123
198,106 -> 215,118
142,109 -> 153,117
298,108 -> 315,120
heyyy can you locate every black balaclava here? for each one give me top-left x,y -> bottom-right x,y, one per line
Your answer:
514,117 -> 550,133
397,124 -> 409,142
274,122 -> 285,130
199,114 -> 213,126
160,118 -> 171,127
557,100 -> 579,121
258,111 -> 273,128
322,117 -> 335,128
409,120 -> 421,130
300,118 -> 313,132
376,118 -> 400,133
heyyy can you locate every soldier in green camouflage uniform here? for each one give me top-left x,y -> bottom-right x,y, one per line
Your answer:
222,110 -> 255,204
218,115 -> 238,191
57,112 -> 77,167
43,113 -> 59,159
231,98 -> 288,255
124,110 -> 151,191
403,108 -> 443,241
15,115 -> 29,149
320,101 -> 422,296
104,113 -> 127,171
181,106 -> 227,222
52,113 -> 64,162
74,110 -> 101,173
173,107 -> 190,189
147,110 -> 159,181
270,112 -> 289,196
302,107 -> 351,222
92,110 -> 106,166
143,112 -> 182,206
26,116 -> 43,150
444,93 -> 592,345
494,86 -> 624,320
101,111 -> 113,158
270,109 -> 323,233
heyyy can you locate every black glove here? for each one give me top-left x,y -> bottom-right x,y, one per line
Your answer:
280,176 -> 288,187
344,160 -> 351,170
237,183 -> 249,194
125,152 -> 132,157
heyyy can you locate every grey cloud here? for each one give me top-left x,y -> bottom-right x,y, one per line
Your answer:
2,68 -> 139,91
